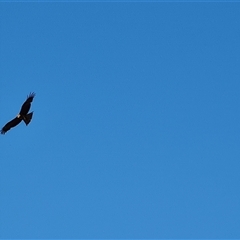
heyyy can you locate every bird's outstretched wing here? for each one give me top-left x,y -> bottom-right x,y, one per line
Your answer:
1,117 -> 22,134
19,92 -> 36,115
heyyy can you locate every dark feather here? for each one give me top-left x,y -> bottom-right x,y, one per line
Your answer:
19,92 -> 36,115
1,117 -> 22,134
22,112 -> 34,125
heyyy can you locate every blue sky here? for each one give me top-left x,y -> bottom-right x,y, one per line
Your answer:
1,2 -> 240,239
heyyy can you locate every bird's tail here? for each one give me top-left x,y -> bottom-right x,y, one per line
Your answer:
23,112 -> 34,125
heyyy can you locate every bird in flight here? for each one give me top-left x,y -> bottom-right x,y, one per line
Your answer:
1,92 -> 36,134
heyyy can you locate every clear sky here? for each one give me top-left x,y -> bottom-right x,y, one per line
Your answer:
1,1 -> 240,239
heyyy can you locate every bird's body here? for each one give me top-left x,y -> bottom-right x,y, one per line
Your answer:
1,92 -> 36,134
